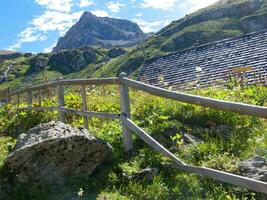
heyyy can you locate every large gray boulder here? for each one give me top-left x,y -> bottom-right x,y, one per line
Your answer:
7,121 -> 112,184
239,157 -> 267,182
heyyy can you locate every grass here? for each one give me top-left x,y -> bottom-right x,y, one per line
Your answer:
0,83 -> 266,199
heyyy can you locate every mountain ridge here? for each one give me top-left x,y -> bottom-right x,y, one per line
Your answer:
53,12 -> 145,52
1,0 -> 267,90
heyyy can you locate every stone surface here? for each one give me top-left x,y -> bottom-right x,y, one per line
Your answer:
48,48 -> 98,74
239,157 -> 267,182
182,133 -> 203,144
126,167 -> 159,182
28,54 -> 50,73
131,168 -> 159,181
211,125 -> 233,138
53,11 -> 145,52
7,121 -> 112,184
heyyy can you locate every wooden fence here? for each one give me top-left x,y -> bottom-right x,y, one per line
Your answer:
4,73 -> 267,194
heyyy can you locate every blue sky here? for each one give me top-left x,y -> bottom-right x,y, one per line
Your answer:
0,0 -> 218,53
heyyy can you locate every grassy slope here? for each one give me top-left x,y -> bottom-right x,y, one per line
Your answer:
0,84 -> 266,200
0,50 -> 17,55
92,0 -> 267,78
0,47 -> 113,90
2,0 -> 267,90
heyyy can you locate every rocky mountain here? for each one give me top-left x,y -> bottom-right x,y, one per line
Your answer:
27,47 -> 124,75
2,0 -> 267,90
53,12 -> 145,52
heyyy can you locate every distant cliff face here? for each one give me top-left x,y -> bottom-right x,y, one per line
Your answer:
53,12 -> 145,52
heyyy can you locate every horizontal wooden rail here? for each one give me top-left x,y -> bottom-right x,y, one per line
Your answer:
6,77 -> 120,97
60,107 -> 120,119
18,106 -> 58,111
7,81 -> 58,96
60,77 -> 120,86
178,165 -> 267,195
17,106 -> 120,119
122,77 -> 267,119
122,116 -> 267,194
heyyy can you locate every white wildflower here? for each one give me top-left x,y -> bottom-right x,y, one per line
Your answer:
77,188 -> 84,196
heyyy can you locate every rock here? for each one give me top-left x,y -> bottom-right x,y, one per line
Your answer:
48,48 -> 97,74
107,48 -> 127,59
24,53 -> 33,57
7,121 -> 112,185
182,133 -> 203,144
129,167 -> 159,182
28,54 -> 49,73
212,125 -> 233,138
53,11 -> 145,51
239,157 -> 267,181
154,128 -> 202,149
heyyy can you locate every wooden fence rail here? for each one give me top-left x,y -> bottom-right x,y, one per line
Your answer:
2,73 -> 267,194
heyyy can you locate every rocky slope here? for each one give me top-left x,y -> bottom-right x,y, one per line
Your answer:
2,0 -> 267,90
53,12 -> 145,52
27,47 -> 112,74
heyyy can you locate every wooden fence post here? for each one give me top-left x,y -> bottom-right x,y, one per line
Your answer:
81,84 -> 89,129
119,72 -> 133,153
27,85 -> 32,108
38,90 -> 42,107
7,88 -> 11,104
17,94 -> 20,107
57,77 -> 65,122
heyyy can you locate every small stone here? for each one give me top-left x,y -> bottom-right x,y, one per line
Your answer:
130,167 -> 159,182
182,133 -> 203,144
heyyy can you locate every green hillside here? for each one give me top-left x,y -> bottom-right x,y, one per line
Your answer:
1,0 -> 267,90
0,47 -> 127,90
93,0 -> 267,78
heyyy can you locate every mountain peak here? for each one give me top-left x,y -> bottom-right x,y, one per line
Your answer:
80,11 -> 95,20
53,12 -> 145,52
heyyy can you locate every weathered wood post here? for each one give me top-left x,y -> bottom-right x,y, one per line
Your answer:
57,77 -> 65,122
6,88 -> 11,104
119,72 -> 133,153
38,90 -> 42,107
17,94 -> 20,107
81,84 -> 89,129
27,85 -> 32,108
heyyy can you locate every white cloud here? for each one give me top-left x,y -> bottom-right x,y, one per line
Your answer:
133,18 -> 170,33
91,10 -> 109,17
135,13 -> 143,17
8,43 -> 22,51
43,42 -> 57,53
35,0 -> 73,13
9,0 -> 83,50
141,0 -> 177,10
31,11 -> 83,35
79,0 -> 94,8
106,2 -> 125,13
179,0 -> 219,13
8,27 -> 48,51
